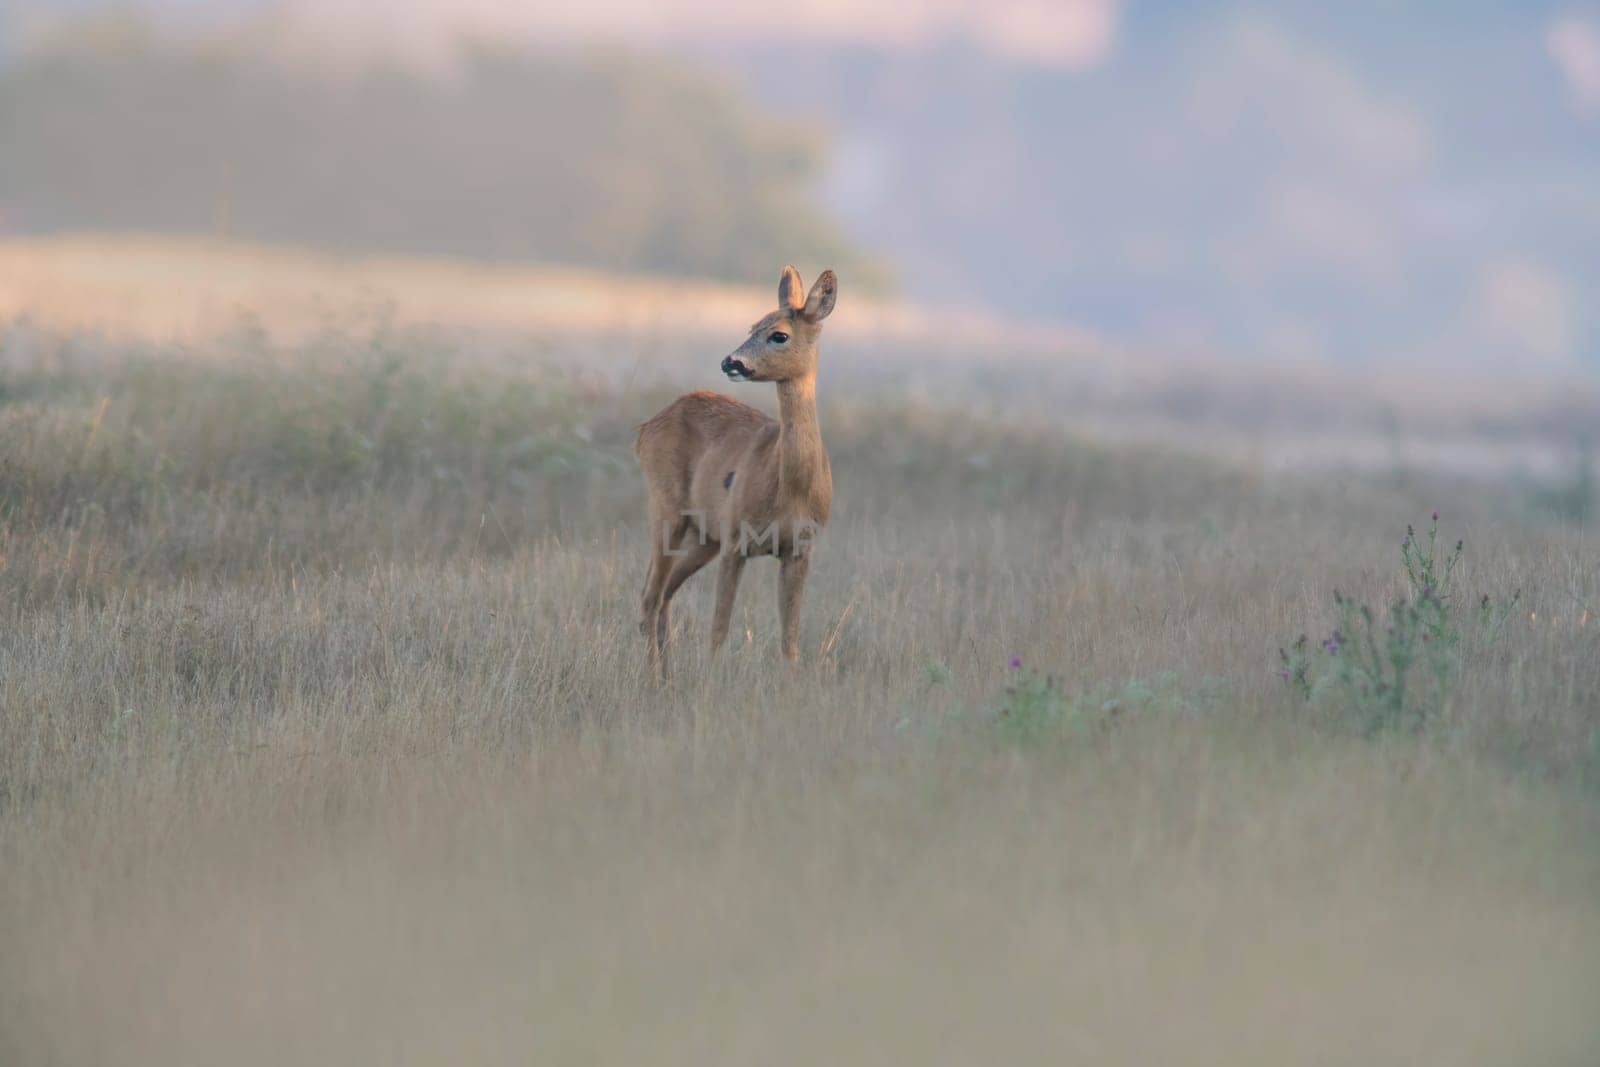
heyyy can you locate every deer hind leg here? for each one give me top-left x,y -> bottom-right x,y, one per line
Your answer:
653,535 -> 718,677
777,552 -> 811,662
709,549 -> 747,653
640,509 -> 687,637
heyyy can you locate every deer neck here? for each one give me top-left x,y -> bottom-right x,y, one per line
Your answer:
774,374 -> 826,506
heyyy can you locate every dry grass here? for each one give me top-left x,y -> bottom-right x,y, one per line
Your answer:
0,305 -> 1597,1063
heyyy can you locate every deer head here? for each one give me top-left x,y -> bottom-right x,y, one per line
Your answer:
721,265 -> 837,383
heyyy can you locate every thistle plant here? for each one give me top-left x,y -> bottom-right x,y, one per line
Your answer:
995,659 -> 1069,743
1399,509 -> 1463,640
1277,634 -> 1311,701
1279,513 -> 1514,734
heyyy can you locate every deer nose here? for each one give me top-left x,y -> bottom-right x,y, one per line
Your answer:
722,356 -> 750,380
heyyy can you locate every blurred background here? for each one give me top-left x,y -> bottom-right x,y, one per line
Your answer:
3,0 -> 1599,370
3,0 -> 1600,495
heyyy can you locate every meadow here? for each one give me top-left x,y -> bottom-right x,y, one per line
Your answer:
0,241 -> 1597,1064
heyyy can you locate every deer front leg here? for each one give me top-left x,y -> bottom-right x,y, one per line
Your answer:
710,549 -> 747,653
777,552 -> 810,662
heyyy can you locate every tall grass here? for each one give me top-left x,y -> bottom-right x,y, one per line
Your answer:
1,325 -> 1597,1064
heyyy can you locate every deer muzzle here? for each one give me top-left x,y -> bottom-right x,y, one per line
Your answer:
721,355 -> 752,381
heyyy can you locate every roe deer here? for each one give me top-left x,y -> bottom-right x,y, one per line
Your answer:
635,265 -> 837,675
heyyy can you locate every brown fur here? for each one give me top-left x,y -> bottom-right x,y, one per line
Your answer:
635,266 -> 838,674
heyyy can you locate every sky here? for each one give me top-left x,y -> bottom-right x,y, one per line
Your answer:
2,0 -> 1128,68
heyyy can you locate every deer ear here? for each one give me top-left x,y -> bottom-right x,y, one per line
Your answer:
778,265 -> 806,310
802,270 -> 837,322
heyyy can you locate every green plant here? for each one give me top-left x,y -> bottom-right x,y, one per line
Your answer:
995,662 -> 1070,743
1278,634 -> 1312,702
984,663 -> 1225,748
1280,513 -> 1517,734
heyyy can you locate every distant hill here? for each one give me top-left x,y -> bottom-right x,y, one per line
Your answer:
0,21 -> 882,288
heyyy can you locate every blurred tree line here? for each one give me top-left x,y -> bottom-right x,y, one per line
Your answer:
0,20 -> 877,285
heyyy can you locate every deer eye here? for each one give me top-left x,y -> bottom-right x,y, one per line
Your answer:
767,331 -> 789,345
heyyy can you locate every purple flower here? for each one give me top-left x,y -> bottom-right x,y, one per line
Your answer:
1432,510 -> 1439,522
1278,669 -> 1291,681
1322,629 -> 1341,654
1008,656 -> 1022,670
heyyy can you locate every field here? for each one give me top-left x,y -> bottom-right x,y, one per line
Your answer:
1,239 -> 1598,1064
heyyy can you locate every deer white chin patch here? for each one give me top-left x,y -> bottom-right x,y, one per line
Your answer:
724,368 -> 749,381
